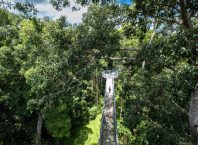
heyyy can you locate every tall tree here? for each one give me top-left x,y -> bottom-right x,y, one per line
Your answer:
130,0 -> 198,132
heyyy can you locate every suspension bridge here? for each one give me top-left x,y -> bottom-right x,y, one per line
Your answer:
99,69 -> 119,145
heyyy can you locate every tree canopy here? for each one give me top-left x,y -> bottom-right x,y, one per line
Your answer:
0,0 -> 198,145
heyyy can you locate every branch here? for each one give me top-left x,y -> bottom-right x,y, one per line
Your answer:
0,0 -> 15,9
142,18 -> 158,68
149,19 -> 158,44
157,17 -> 181,26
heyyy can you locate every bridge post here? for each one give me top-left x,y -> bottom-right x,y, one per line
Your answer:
99,69 -> 118,145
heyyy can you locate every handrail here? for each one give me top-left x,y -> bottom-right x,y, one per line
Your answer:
113,93 -> 118,145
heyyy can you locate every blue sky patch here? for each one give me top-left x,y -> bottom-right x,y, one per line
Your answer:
118,0 -> 132,5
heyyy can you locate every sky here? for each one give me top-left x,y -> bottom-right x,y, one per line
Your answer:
11,0 -> 132,24
117,0 -> 132,5
34,0 -> 88,23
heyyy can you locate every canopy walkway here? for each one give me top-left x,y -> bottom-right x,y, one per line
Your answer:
99,70 -> 119,145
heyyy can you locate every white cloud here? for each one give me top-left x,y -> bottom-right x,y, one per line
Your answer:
35,0 -> 87,23
5,0 -> 87,23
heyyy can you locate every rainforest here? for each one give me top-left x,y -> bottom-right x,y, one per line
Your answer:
0,0 -> 198,144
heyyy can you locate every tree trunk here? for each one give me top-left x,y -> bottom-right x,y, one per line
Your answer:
189,88 -> 198,133
179,0 -> 193,29
178,0 -> 198,133
35,113 -> 43,145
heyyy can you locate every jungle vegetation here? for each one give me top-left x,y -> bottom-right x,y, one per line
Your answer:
0,0 -> 198,144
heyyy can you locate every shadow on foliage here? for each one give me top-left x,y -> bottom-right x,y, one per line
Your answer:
65,126 -> 93,145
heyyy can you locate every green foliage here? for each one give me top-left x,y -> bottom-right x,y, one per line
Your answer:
135,120 -> 177,145
0,0 -> 38,17
49,0 -> 113,10
66,114 -> 101,145
118,120 -> 135,145
89,106 -> 98,119
0,7 -> 100,144
122,24 -> 198,144
45,104 -> 71,138
0,1 -> 198,144
76,4 -> 122,59
50,0 -> 70,10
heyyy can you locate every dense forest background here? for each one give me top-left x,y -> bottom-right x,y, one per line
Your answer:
0,0 -> 198,144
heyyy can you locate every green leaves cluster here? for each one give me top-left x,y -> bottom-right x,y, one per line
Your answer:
0,4 -> 123,144
121,20 -> 198,145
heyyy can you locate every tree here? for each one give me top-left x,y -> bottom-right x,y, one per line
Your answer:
128,0 -> 198,133
0,0 -> 38,16
0,9 -> 37,145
